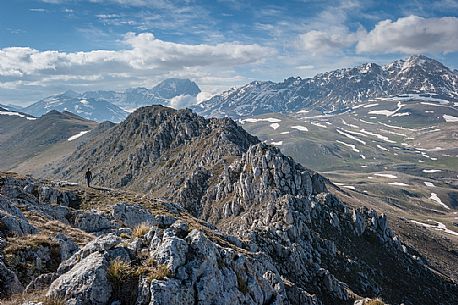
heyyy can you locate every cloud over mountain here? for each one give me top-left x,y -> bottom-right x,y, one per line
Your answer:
0,32 -> 274,99
297,16 -> 458,56
356,16 -> 458,54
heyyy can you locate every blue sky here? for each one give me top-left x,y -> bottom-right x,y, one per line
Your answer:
1,0 -> 458,105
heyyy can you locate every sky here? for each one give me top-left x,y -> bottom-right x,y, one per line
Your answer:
1,0 -> 458,106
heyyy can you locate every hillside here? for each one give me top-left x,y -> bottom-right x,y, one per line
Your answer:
55,106 -> 259,200
0,110 -> 98,172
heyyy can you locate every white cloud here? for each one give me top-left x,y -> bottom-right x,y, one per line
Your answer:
29,8 -> 47,12
295,0 -> 366,56
0,32 -> 274,104
169,95 -> 197,109
297,28 -> 365,55
357,16 -> 458,54
196,91 -> 215,104
122,32 -> 274,68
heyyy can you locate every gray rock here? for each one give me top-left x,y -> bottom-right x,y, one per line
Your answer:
352,209 -> 366,236
74,210 -> 113,233
48,252 -> 112,305
58,234 -> 120,274
112,203 -> 155,228
0,197 -> 36,236
0,260 -> 24,298
150,230 -> 188,273
56,233 -> 80,261
25,272 -> 58,293
329,212 -> 340,228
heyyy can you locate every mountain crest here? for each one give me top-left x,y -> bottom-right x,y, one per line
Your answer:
197,55 -> 458,117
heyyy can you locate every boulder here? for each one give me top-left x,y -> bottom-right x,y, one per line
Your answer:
0,197 -> 36,236
56,233 -> 80,261
112,203 -> 155,228
48,252 -> 112,305
74,210 -> 113,233
58,234 -> 120,274
0,260 -> 23,298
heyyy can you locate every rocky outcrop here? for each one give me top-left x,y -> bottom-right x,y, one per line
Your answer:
56,233 -> 79,261
147,226 -> 289,305
196,143 -> 457,304
112,203 -> 155,228
55,106 -> 259,197
48,251 -> 113,305
74,210 -> 113,233
0,196 -> 36,236
0,260 -> 23,298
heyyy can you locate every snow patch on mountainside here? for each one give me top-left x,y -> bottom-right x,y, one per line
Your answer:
0,110 -> 36,120
68,130 -> 91,141
430,193 -> 449,210
374,173 -> 398,179
290,125 -> 308,132
336,140 -> 360,152
443,114 -> 458,122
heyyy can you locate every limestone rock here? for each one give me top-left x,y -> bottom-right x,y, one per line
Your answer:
56,233 -> 80,261
112,203 -> 155,228
48,252 -> 112,305
74,210 -> 113,233
0,260 -> 23,298
0,197 -> 36,236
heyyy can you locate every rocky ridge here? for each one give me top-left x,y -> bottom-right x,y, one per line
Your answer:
55,106 -> 259,199
1,106 -> 457,305
195,55 -> 458,117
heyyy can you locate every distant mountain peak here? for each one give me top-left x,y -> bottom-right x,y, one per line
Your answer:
196,55 -> 457,118
22,78 -> 203,122
62,89 -> 80,98
152,78 -> 201,99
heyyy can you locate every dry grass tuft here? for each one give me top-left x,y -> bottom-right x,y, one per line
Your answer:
1,291 -> 65,305
365,298 -> 386,305
107,258 -> 134,282
132,223 -> 150,238
42,296 -> 67,305
147,264 -> 172,281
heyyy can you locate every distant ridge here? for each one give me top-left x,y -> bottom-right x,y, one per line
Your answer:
196,55 -> 458,118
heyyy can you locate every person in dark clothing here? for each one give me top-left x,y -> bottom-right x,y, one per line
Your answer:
85,169 -> 93,187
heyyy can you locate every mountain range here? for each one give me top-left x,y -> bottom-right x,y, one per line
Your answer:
195,55 -> 458,118
20,78 -> 201,122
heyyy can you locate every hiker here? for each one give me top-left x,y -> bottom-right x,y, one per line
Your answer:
85,168 -> 93,187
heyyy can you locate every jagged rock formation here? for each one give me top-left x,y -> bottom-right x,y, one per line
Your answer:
1,107 -> 457,305
195,55 -> 458,117
55,106 -> 259,200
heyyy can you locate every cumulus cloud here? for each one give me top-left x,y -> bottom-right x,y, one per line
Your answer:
297,15 -> 458,56
168,91 -> 215,109
196,91 -> 215,104
0,32 -> 274,103
169,95 -> 197,109
297,28 -> 365,56
356,16 -> 458,54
